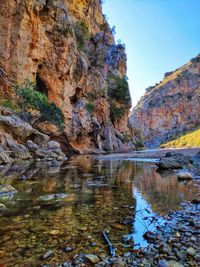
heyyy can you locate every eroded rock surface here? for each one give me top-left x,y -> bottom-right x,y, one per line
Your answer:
0,0 -> 133,153
0,108 -> 67,164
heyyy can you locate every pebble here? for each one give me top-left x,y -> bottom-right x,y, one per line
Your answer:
186,247 -> 196,256
167,260 -> 184,267
64,247 -> 73,253
42,250 -> 53,259
158,260 -> 169,267
85,254 -> 100,264
49,230 -> 60,235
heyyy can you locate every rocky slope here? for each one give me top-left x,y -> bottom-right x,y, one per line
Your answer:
0,107 -> 67,165
130,54 -> 200,148
0,0 -> 133,154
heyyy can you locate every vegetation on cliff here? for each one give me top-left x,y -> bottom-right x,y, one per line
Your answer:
108,75 -> 131,122
15,81 -> 64,128
162,128 -> 200,148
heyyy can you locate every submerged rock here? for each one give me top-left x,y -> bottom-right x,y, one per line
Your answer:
0,185 -> 17,198
39,193 -> 68,201
42,250 -> 53,259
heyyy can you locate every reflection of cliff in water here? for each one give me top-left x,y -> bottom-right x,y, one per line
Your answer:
132,163 -> 198,213
0,156 -> 198,266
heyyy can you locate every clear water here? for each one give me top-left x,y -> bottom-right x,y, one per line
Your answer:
0,155 -> 198,266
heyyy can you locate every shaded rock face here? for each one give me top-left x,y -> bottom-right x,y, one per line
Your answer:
0,0 -> 133,153
0,108 -> 67,164
130,55 -> 200,148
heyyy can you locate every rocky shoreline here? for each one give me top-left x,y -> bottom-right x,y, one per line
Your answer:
35,200 -> 200,267
95,201 -> 200,267
36,152 -> 199,267
1,125 -> 200,267
0,108 -> 68,165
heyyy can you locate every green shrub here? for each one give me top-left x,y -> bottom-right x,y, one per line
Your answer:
122,133 -> 132,143
55,23 -> 73,37
15,80 -> 64,128
74,21 -> 90,50
108,75 -> 131,105
85,102 -> 96,114
110,103 -> 125,122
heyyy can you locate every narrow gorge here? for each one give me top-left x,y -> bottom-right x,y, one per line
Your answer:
0,1 -> 200,267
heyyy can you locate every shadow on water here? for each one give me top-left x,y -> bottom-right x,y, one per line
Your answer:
0,155 -> 198,266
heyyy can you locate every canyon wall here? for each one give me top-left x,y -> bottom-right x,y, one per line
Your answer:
0,0 -> 133,154
130,54 -> 200,148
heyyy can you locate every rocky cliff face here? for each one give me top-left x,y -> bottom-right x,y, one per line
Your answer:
0,0 -> 133,154
130,54 -> 200,148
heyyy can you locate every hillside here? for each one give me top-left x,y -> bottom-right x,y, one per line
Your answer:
162,128 -> 200,148
130,54 -> 200,148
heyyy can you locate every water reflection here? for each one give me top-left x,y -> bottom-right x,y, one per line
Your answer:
0,156 -> 198,266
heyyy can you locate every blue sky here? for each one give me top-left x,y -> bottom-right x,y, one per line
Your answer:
102,0 -> 200,107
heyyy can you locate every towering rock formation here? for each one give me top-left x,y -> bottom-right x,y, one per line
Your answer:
0,0 -> 133,154
130,54 -> 200,148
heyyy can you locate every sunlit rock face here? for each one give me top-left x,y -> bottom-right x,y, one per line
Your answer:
0,0 -> 133,153
130,54 -> 200,148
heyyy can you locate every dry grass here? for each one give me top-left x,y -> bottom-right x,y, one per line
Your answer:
162,128 -> 200,148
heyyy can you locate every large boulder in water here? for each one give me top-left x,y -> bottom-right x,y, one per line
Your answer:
156,152 -> 193,169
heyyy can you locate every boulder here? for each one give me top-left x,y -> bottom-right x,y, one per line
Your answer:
0,147 -> 12,164
6,139 -> 32,160
0,115 -> 33,139
48,141 -> 61,149
157,153 -> 192,169
26,140 -> 39,151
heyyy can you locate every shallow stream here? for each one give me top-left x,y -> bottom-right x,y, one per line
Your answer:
0,155 -> 198,266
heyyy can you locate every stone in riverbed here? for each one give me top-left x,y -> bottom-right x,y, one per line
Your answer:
177,171 -> 193,180
0,185 -> 17,198
42,250 -> 53,259
112,223 -> 125,230
186,247 -> 196,257
166,261 -> 184,267
158,260 -> 169,267
0,203 -> 7,211
159,243 -> 172,255
64,247 -> 74,253
143,231 -> 158,243
85,254 -> 99,264
39,193 -> 68,201
49,230 -> 60,235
